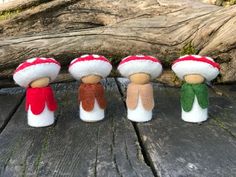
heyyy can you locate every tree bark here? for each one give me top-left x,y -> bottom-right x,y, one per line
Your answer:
0,0 -> 236,86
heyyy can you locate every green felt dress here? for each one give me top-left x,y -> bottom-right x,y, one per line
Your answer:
180,83 -> 209,112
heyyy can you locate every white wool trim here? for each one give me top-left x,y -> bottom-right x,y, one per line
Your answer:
13,63 -> 60,88
118,60 -> 162,79
69,60 -> 112,80
79,99 -> 104,122
28,105 -> 55,127
172,60 -> 219,81
127,96 -> 152,122
181,96 -> 208,123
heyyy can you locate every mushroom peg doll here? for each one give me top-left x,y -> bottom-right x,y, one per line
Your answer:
13,58 -> 61,127
118,55 -> 163,122
172,55 -> 220,123
68,54 -> 112,122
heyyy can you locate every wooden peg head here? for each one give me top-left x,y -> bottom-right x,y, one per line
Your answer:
30,77 -> 50,88
81,75 -> 102,84
129,73 -> 151,85
184,74 -> 205,84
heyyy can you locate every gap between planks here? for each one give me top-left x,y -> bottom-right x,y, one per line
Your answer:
116,78 -> 236,176
2,79 -> 235,176
0,92 -> 25,134
114,78 -> 159,177
209,85 -> 236,139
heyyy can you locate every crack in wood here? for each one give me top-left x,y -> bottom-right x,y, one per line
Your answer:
94,126 -> 100,177
114,78 -> 159,177
0,32 -> 177,48
199,14 -> 236,53
124,138 -> 139,177
132,123 -> 159,177
113,154 -> 123,177
209,107 -> 236,139
0,134 -> 26,176
54,8 -> 121,18
3,10 -> 224,48
110,101 -> 123,177
0,92 -> 25,134
0,47 -> 38,69
211,116 -> 236,138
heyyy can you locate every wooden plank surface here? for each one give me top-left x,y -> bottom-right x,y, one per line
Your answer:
209,84 -> 236,137
117,78 -> 236,177
0,79 -> 154,177
0,86 -> 24,132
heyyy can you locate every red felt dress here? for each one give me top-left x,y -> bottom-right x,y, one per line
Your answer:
26,86 -> 57,115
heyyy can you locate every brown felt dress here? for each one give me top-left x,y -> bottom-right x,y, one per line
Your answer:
126,83 -> 154,111
78,83 -> 107,112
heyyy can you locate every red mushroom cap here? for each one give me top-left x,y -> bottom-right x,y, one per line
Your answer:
172,55 -> 220,81
68,54 -> 112,80
118,55 -> 163,79
13,57 -> 61,88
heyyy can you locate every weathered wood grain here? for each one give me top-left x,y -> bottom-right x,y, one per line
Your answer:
0,0 -> 236,86
0,86 -> 24,132
0,0 -> 51,12
209,84 -> 236,137
212,84 -> 236,99
0,79 -> 154,177
117,78 -> 236,177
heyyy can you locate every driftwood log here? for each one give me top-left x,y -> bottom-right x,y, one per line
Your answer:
0,0 -> 236,87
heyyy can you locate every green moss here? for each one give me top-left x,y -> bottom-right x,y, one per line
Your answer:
213,117 -> 228,130
0,0 -> 52,21
107,55 -> 123,77
229,0 -> 235,4
230,0 -> 236,4
224,0 -> 236,5
107,55 -> 123,64
180,42 -> 197,56
21,158 -> 27,177
215,0 -> 236,6
34,128 -> 53,172
0,9 -> 20,21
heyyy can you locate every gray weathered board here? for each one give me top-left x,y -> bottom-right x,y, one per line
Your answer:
0,87 -> 24,132
117,78 -> 236,177
0,78 -> 236,177
210,84 -> 236,137
0,78 -> 153,177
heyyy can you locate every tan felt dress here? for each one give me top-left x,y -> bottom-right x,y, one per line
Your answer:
126,83 -> 154,122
